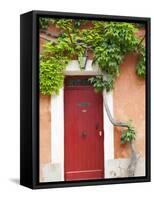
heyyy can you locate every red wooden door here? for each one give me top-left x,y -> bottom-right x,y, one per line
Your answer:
64,77 -> 104,181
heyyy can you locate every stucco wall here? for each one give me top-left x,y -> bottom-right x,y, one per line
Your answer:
39,95 -> 51,181
113,54 -> 145,159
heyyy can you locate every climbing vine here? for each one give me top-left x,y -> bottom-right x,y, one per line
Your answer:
39,18 -> 146,143
39,17 -> 51,30
89,75 -> 114,92
121,121 -> 136,144
40,18 -> 145,95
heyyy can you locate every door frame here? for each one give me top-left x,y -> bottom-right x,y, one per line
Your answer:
50,68 -> 114,182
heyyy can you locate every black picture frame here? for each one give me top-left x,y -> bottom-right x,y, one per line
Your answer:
20,10 -> 151,189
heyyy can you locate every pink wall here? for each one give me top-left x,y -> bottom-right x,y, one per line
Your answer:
113,53 -> 145,159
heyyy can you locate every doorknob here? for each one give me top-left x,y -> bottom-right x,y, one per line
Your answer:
99,130 -> 102,136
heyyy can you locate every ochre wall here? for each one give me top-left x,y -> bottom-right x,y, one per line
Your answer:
39,95 -> 51,177
113,54 -> 145,159
39,27 -> 54,181
39,29 -> 53,167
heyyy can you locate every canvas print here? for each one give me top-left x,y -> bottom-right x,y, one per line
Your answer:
39,17 -> 146,182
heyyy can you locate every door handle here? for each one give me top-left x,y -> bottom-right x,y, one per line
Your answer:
98,130 -> 102,136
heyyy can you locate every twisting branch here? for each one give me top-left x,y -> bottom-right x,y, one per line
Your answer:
40,30 -> 60,38
127,142 -> 138,177
40,35 -> 53,42
103,90 -> 129,128
103,90 -> 138,177
137,35 -> 145,49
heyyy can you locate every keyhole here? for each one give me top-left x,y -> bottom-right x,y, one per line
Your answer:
96,123 -> 99,130
81,131 -> 87,138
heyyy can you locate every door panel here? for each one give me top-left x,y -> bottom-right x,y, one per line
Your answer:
64,77 -> 104,181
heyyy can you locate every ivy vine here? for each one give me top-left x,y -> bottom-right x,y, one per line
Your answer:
121,121 -> 136,144
40,18 -> 145,95
39,17 -> 51,30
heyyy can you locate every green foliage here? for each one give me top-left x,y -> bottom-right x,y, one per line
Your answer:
121,122 -> 136,144
39,19 -> 89,95
87,22 -> 145,91
136,44 -> 146,78
40,42 -> 69,95
39,18 -> 146,95
89,75 -> 114,92
40,58 -> 68,95
39,18 -> 51,30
